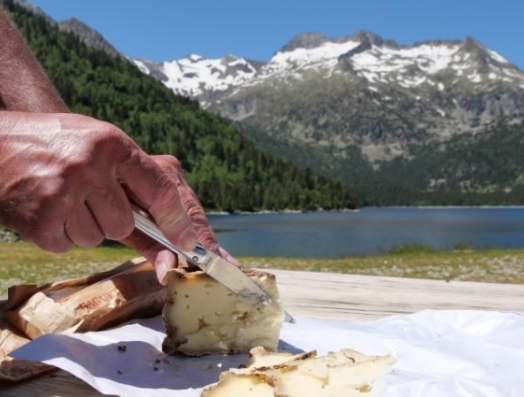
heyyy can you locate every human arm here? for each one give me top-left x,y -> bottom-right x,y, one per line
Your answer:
0,9 -> 67,112
0,8 -> 236,283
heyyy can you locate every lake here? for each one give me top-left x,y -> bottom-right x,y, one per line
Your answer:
208,207 -> 524,258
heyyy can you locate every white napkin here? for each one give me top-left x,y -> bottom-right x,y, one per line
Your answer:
12,310 -> 524,397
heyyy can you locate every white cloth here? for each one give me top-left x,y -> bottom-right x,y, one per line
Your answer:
11,310 -> 524,397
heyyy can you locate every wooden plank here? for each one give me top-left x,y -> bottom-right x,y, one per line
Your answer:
1,271 -> 522,396
272,270 -> 524,320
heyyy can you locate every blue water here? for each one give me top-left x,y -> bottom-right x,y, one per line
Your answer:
207,207 -> 524,258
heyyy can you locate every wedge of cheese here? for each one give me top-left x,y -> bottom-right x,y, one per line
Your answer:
201,347 -> 395,397
162,268 -> 284,356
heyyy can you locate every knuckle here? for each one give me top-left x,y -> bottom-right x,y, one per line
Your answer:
36,177 -> 67,204
17,203 -> 65,240
60,149 -> 96,177
183,195 -> 204,219
94,120 -> 124,138
86,186 -> 134,241
90,123 -> 135,157
156,206 -> 187,231
154,155 -> 182,171
105,214 -> 134,241
165,155 -> 182,171
172,157 -> 182,170
151,177 -> 178,209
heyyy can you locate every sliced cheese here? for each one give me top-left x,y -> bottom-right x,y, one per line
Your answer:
202,347 -> 395,397
201,372 -> 276,397
246,346 -> 316,368
162,269 -> 284,356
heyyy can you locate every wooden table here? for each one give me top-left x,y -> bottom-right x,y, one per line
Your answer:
1,270 -> 523,396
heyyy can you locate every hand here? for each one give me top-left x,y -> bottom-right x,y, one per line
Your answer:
0,9 -> 237,284
0,111 -> 197,272
121,155 -> 240,284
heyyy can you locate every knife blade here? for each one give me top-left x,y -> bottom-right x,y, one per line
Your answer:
131,204 -> 270,289
133,206 -> 269,300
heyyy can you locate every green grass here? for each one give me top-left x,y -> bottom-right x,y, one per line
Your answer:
0,242 -> 135,295
383,243 -> 438,255
241,243 -> 524,284
0,241 -> 523,299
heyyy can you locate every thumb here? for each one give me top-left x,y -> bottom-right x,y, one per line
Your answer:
117,150 -> 197,251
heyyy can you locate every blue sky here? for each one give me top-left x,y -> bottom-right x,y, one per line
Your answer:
29,0 -> 524,70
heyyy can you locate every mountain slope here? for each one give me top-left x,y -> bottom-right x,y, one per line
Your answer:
2,0 -> 357,211
57,18 -> 121,58
137,31 -> 524,205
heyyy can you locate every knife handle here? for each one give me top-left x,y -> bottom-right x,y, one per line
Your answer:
130,204 -> 209,266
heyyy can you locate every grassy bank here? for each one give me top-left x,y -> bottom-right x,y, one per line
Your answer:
0,242 -> 136,297
242,243 -> 524,285
0,242 -> 523,299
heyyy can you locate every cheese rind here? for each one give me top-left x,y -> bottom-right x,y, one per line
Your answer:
162,269 -> 284,356
201,347 -> 395,397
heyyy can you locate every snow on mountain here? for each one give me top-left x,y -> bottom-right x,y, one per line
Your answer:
257,37 -> 361,78
343,39 -> 523,89
348,42 -> 462,86
134,54 -> 258,106
134,31 -> 524,108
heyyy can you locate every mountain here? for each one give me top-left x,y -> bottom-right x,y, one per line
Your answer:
10,0 -> 121,58
1,0 -> 356,212
134,55 -> 263,107
11,0 -> 524,205
57,18 -> 121,58
135,31 -> 524,205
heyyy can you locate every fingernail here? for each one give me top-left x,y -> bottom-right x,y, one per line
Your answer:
179,228 -> 197,251
226,253 -> 241,267
155,260 -> 170,285
219,247 -> 240,267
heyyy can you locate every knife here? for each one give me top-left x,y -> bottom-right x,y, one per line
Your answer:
131,205 -> 294,323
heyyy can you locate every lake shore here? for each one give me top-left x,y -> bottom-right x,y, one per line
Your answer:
206,208 -> 359,215
241,248 -> 524,285
207,207 -> 524,257
206,205 -> 524,216
0,242 -> 522,300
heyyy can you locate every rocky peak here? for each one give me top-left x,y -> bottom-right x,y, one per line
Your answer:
279,31 -> 387,54
349,30 -> 385,46
280,32 -> 330,52
58,18 -> 121,58
459,37 -> 488,54
340,31 -> 387,59
4,2 -> 122,59
455,37 -> 517,76
220,55 -> 257,75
